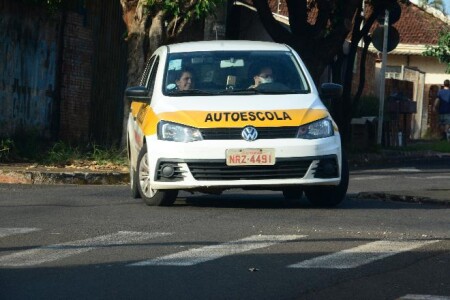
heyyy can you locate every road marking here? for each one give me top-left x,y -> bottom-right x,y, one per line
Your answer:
0,231 -> 171,267
397,168 -> 420,172
288,240 -> 439,269
0,228 -> 40,238
425,176 -> 450,179
397,295 -> 450,300
130,234 -> 306,267
351,175 -> 391,181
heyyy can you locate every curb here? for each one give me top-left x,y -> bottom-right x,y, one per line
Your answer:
353,192 -> 450,206
0,170 -> 129,185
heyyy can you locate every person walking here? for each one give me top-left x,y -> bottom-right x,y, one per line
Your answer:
434,79 -> 450,140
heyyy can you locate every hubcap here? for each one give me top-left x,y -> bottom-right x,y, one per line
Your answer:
139,153 -> 156,198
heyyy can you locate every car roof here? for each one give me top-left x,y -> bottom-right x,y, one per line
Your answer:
166,40 -> 290,53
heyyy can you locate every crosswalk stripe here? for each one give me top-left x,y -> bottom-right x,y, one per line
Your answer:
288,240 -> 439,269
0,231 -> 171,267
0,228 -> 40,238
130,234 -> 306,267
397,295 -> 450,300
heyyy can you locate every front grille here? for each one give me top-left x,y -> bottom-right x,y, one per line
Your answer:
200,127 -> 298,140
187,158 -> 313,180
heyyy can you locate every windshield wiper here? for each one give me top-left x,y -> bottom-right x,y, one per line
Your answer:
255,89 -> 308,94
169,89 -> 217,96
215,88 -> 261,95
217,87 -> 309,95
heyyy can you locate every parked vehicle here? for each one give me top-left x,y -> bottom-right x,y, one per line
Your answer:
125,40 -> 348,207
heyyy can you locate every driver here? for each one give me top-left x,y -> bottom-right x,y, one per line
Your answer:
175,68 -> 194,91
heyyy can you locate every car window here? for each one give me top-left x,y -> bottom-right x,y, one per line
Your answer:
140,56 -> 156,86
163,50 -> 310,96
146,56 -> 160,98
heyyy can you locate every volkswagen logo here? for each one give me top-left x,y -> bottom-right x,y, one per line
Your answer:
241,126 -> 258,141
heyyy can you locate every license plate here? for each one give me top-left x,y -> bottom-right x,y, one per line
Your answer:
226,148 -> 275,166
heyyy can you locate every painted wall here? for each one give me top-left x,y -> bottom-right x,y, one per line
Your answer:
386,54 -> 448,85
0,5 -> 61,138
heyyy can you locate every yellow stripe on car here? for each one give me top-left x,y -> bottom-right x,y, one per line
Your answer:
131,106 -> 330,135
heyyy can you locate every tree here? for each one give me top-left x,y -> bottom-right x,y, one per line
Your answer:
419,0 -> 446,14
119,0 -> 223,145
423,30 -> 450,72
250,0 -> 407,145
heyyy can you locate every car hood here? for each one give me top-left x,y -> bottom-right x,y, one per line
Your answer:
153,94 -> 330,129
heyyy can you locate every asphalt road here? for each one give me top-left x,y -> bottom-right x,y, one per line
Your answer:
0,167 -> 449,300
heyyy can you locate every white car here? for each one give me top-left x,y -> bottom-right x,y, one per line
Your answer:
126,40 -> 348,207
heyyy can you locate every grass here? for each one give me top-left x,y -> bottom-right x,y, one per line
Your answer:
43,141 -> 128,167
0,138 -> 127,168
400,139 -> 450,153
0,138 -> 14,159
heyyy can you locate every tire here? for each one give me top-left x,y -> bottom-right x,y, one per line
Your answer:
136,146 -> 178,206
305,153 -> 349,207
282,188 -> 303,206
130,166 -> 141,199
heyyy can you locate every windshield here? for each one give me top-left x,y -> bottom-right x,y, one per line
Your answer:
163,50 -> 311,96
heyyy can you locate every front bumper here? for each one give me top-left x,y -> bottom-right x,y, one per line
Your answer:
146,135 -> 342,190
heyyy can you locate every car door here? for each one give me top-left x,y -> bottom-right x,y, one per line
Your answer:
128,55 -> 160,167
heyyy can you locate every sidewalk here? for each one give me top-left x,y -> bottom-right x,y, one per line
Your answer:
1,150 -> 449,205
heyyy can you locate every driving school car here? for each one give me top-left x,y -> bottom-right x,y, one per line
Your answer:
126,40 -> 348,207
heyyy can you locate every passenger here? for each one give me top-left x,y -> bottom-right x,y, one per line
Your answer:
249,65 -> 274,89
175,68 -> 194,91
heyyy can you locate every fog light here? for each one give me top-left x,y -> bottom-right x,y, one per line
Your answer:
322,161 -> 336,176
161,164 -> 175,178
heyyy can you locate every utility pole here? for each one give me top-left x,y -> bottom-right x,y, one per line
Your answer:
377,9 -> 389,145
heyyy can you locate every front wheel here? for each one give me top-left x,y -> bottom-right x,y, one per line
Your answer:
136,146 -> 178,206
304,153 -> 349,207
130,165 -> 141,199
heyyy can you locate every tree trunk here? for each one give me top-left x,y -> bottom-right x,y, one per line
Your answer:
148,11 -> 166,56
121,33 -> 146,148
120,0 -> 147,148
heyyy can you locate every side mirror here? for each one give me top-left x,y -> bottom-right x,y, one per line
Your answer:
125,86 -> 150,104
320,83 -> 343,99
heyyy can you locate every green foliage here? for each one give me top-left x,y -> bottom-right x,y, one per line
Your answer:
423,30 -> 450,73
0,134 -> 126,167
44,141 -> 81,165
144,0 -> 222,19
90,144 -> 127,166
0,139 -> 14,161
0,130 -> 47,162
399,140 -> 450,153
43,142 -> 127,166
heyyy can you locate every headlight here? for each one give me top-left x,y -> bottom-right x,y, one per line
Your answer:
158,121 -> 203,142
296,119 -> 334,139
